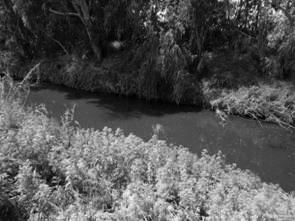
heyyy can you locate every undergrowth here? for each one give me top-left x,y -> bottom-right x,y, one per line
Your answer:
11,52 -> 295,129
203,80 -> 295,128
12,31 -> 202,106
0,74 -> 295,220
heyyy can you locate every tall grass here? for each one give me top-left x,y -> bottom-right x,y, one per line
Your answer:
0,78 -> 295,220
12,43 -> 202,105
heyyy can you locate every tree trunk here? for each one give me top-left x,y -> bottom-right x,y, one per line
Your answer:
2,0 -> 34,58
83,23 -> 102,63
72,0 -> 103,63
90,40 -> 102,62
49,0 -> 103,63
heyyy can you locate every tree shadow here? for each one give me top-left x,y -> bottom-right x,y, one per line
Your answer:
29,83 -> 201,120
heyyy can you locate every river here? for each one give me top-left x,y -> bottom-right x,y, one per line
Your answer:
27,83 -> 295,192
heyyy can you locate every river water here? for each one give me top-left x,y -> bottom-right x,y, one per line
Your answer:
27,83 -> 295,191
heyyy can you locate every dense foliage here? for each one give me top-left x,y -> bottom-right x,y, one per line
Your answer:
1,74 -> 295,221
1,0 -> 295,76
1,2 -> 295,220
202,80 -> 295,127
1,1 -> 295,123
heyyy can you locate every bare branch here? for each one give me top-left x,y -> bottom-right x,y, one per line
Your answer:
49,4 -> 102,62
45,33 -> 70,56
49,8 -> 80,18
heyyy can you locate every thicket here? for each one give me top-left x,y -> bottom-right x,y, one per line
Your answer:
202,80 -> 295,127
1,76 -> 295,221
1,0 -> 295,83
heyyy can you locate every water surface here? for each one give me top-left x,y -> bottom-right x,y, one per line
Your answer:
27,83 -> 295,191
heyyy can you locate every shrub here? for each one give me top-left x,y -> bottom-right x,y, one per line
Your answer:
203,80 -> 295,128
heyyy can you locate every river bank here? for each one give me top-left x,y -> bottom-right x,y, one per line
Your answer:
1,76 -> 295,220
11,56 -> 295,129
202,80 -> 295,128
12,55 -> 202,105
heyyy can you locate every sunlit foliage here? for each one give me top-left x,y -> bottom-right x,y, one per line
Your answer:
0,77 -> 295,221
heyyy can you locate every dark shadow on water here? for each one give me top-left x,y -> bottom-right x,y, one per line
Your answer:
30,83 -> 201,119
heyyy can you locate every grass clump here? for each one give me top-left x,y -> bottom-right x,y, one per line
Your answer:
0,78 -> 295,220
203,80 -> 295,128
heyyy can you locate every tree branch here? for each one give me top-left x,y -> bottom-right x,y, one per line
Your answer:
49,5 -> 102,62
49,8 -> 80,18
45,33 -> 70,56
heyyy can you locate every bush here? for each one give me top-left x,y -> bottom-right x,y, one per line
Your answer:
203,80 -> 295,128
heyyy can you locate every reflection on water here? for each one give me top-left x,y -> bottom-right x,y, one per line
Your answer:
27,83 -> 295,191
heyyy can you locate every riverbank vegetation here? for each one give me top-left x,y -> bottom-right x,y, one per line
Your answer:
202,80 -> 295,128
1,76 -> 295,220
1,0 -> 295,125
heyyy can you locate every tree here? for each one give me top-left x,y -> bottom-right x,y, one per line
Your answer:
0,0 -> 36,58
48,0 -> 103,62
